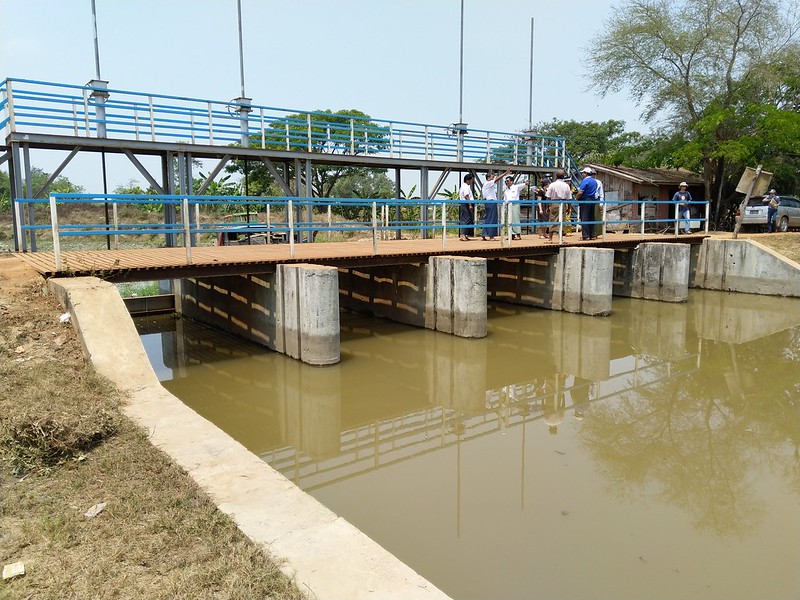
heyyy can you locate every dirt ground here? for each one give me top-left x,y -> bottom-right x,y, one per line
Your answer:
0,255 -> 305,599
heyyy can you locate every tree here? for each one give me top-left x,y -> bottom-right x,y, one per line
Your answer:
227,108 -> 390,199
528,119 -> 639,164
588,0 -> 800,223
1,167 -> 84,210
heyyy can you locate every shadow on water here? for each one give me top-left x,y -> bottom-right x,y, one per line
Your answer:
136,291 -> 800,600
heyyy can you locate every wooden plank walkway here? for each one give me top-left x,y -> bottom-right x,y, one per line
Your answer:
12,232 -> 707,281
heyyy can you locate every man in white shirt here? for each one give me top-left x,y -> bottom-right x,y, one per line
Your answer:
481,168 -> 511,240
458,174 -> 475,241
503,176 -> 529,241
544,169 -> 573,242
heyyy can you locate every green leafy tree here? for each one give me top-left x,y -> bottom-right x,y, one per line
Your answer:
228,109 -> 389,199
1,167 -> 84,211
588,0 -> 800,223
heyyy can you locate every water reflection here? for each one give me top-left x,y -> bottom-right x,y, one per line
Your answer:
137,291 -> 800,600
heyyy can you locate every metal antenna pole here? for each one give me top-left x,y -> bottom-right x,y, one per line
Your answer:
91,0 -> 101,79
459,0 -> 464,124
528,17 -> 534,129
237,0 -> 246,98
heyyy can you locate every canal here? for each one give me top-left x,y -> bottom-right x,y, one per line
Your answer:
137,290 -> 800,600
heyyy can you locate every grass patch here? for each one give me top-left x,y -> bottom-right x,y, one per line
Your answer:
0,259 -> 306,599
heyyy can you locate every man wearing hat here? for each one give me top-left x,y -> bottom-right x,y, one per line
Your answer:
575,167 -> 599,240
763,189 -> 780,233
672,182 -> 692,234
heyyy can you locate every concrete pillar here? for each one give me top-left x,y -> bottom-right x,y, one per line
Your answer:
426,256 -> 487,338
339,256 -> 487,338
177,263 -> 339,366
557,247 -> 614,316
487,248 -> 613,316
614,243 -> 690,302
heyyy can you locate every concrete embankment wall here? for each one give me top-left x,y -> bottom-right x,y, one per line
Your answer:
693,238 -> 800,297
48,276 -> 452,600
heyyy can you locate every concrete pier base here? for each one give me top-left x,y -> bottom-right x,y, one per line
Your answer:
614,243 -> 690,302
487,247 -> 614,316
339,256 -> 487,338
178,263 -> 340,366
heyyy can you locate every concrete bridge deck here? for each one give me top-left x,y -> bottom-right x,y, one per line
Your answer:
14,232 -> 707,281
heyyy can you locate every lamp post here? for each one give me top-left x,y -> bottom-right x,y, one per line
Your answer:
233,0 -> 252,147
453,0 -> 468,161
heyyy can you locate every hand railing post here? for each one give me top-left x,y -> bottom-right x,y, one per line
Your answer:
83,89 -> 91,137
640,201 -> 646,236
558,202 -> 564,244
113,198 -> 120,250
372,201 -> 378,254
49,194 -> 62,271
307,114 -> 312,151
389,123 -> 395,158
182,197 -> 193,264
288,199 -> 295,257
674,201 -> 679,237
601,202 -> 607,240
266,204 -> 272,244
704,200 -> 710,234
506,202 -> 513,246
441,201 -> 447,249
5,80 -> 16,133
207,102 -> 214,144
350,118 -> 355,154
260,108 -> 266,149
327,204 -> 332,241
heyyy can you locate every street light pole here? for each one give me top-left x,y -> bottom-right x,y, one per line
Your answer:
91,0 -> 102,79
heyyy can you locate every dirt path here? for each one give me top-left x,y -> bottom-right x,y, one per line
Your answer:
0,255 -> 305,599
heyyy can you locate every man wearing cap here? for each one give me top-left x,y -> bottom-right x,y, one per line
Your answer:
672,182 -> 692,234
763,189 -> 780,233
575,167 -> 599,240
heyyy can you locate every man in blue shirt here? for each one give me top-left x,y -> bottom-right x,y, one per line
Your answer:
575,167 -> 599,240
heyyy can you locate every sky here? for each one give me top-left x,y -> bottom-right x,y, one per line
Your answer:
0,0 -> 647,191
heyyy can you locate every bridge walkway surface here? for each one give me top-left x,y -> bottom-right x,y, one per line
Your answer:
14,232 -> 707,281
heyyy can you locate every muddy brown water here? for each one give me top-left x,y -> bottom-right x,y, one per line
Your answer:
137,290 -> 800,600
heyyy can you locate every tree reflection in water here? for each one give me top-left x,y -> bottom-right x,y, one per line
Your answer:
579,325 -> 800,538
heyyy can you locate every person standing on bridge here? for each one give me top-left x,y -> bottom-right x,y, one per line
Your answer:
459,174 -> 476,241
672,182 -> 692,235
503,175 -> 529,241
544,169 -> 573,242
481,168 -> 511,240
575,167 -> 599,240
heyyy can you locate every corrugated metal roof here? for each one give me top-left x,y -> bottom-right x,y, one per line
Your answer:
587,164 -> 703,186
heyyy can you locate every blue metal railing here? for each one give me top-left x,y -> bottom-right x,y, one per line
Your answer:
13,193 -> 710,270
1,77 -> 570,167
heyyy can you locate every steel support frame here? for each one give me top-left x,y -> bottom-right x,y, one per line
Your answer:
3,132 -> 550,252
